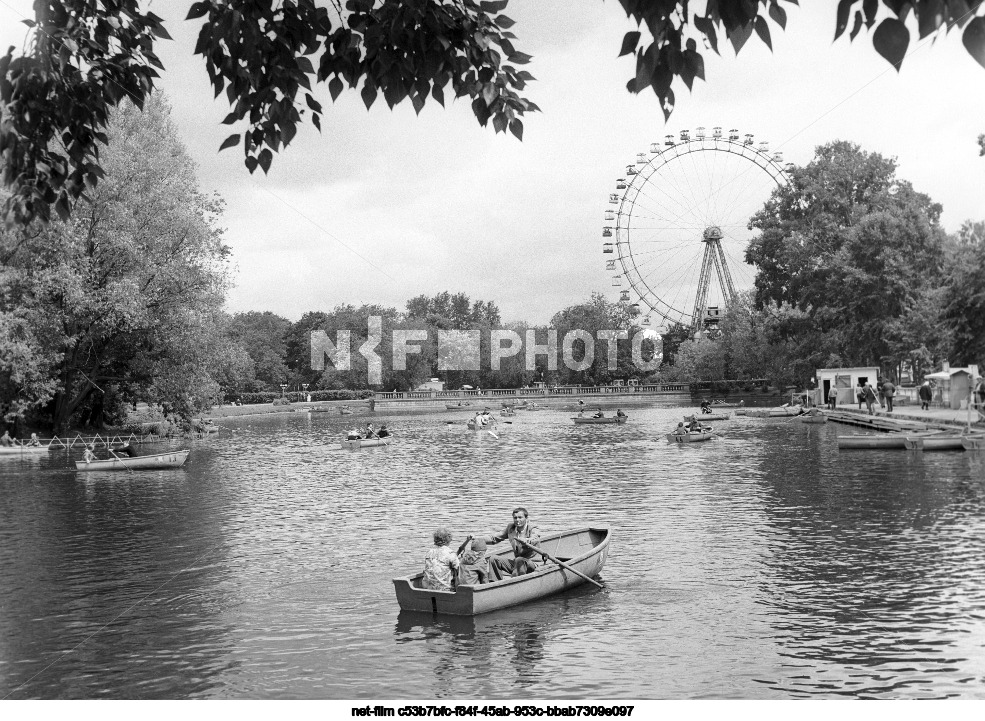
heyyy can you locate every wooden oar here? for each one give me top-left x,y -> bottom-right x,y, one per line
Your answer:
516,538 -> 604,589
487,429 -> 499,439
108,448 -> 135,473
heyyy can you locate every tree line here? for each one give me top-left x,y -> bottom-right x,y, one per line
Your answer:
2,98 -> 982,434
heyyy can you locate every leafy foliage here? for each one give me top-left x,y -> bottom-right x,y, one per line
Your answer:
4,2 -> 984,229
617,1 -> 985,119
745,140 -> 948,368
0,94 -> 232,432
1,0 -> 536,227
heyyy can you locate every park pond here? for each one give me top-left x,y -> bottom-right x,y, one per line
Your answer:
1,403 -> 984,699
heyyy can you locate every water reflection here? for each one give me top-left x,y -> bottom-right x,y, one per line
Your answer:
1,407 -> 984,698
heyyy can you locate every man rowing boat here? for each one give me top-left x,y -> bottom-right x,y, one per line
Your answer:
479,507 -> 541,582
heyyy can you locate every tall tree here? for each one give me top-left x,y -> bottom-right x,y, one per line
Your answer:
0,94 -> 231,432
746,140 -> 948,369
3,1 -> 983,227
940,219 -> 985,365
228,311 -> 292,390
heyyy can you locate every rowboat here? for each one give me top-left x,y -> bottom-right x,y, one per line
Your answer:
500,410 -> 515,417
0,444 -> 50,456
837,430 -> 940,449
904,435 -> 967,450
571,416 -> 627,424
963,436 -> 985,450
340,437 -> 390,449
741,405 -> 803,418
75,450 -> 190,470
799,414 -> 828,424
392,526 -> 610,615
524,405 -> 548,411
339,408 -> 354,415
445,403 -> 474,409
466,421 -> 498,430
666,431 -> 714,443
684,412 -> 730,422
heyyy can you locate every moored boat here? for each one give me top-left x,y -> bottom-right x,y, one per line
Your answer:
684,412 -> 730,422
837,430 -> 940,449
0,444 -> 50,455
666,431 -> 714,443
799,414 -> 828,424
962,435 -> 985,450
571,416 -> 627,424
904,434 -> 973,451
445,403 -> 474,410
500,410 -> 515,417
75,450 -> 190,470
340,437 -> 390,449
741,405 -> 803,418
392,526 -> 610,615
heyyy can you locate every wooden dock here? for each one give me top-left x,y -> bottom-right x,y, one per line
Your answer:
826,410 -> 951,433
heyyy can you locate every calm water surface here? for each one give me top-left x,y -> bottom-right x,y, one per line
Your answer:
1,404 -> 984,699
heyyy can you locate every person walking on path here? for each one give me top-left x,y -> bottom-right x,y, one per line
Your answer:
856,382 -> 866,410
918,381 -> 933,411
882,379 -> 896,413
876,378 -> 886,409
827,385 -> 838,410
862,381 -> 878,415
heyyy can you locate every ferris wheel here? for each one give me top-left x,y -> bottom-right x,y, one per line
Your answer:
603,127 -> 790,330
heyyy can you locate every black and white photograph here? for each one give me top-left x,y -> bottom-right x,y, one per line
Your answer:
1,0 -> 984,709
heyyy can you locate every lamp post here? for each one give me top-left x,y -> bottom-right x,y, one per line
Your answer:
302,383 -> 309,402
280,384 -> 287,398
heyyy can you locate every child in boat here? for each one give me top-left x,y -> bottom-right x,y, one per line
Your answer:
422,527 -> 460,591
616,408 -> 627,418
673,422 -> 687,436
82,444 -> 97,462
457,538 -> 489,586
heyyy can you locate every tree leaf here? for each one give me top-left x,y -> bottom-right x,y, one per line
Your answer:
412,93 -> 426,115
329,76 -> 344,101
492,112 -> 507,133
619,31 -> 641,57
480,1 -> 510,13
510,118 -> 523,141
431,82 -> 445,106
305,93 -> 322,112
872,18 -> 910,69
768,2 -> 787,30
962,16 -> 985,69
730,21 -> 754,55
186,2 -> 210,20
754,16 -> 772,51
495,15 -> 516,29
219,134 -> 240,151
849,12 -> 864,41
834,0 -> 853,40
507,51 -> 532,65
361,82 -> 378,109
258,148 -> 273,174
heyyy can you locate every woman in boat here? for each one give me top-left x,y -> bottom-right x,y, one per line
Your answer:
480,507 -> 541,582
687,418 -> 704,433
457,538 -> 489,586
421,527 -> 460,591
345,427 -> 361,440
700,399 -> 711,414
27,433 -> 41,446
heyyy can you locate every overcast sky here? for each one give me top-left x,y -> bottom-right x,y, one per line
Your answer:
2,1 -> 983,325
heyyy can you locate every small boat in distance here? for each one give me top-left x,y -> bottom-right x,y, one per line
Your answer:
392,526 -> 610,615
340,437 -> 390,449
75,450 -> 190,471
666,431 -> 714,443
0,444 -> 50,456
571,416 -> 627,424
684,412 -> 730,422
